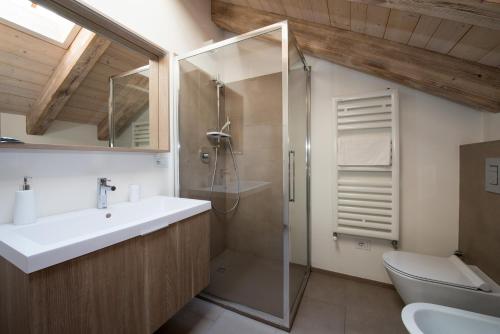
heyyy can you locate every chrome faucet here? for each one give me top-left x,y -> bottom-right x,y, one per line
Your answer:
97,178 -> 116,209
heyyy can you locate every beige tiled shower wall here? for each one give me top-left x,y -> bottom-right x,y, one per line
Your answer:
224,73 -> 283,262
178,61 -> 227,259
179,65 -> 283,262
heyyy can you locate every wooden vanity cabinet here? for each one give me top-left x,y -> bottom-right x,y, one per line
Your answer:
0,212 -> 210,334
144,212 -> 210,332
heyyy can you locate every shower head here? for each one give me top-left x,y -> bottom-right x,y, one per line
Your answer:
206,131 -> 231,141
213,79 -> 224,87
212,74 -> 225,87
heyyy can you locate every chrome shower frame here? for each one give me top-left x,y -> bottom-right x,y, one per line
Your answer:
171,21 -> 311,330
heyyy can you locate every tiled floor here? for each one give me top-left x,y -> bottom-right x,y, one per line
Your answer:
156,271 -> 407,334
206,249 -> 307,318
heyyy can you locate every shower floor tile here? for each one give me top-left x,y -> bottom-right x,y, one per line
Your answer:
203,249 -> 307,318
156,271 -> 406,334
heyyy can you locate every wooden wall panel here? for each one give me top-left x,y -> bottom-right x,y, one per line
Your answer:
449,26 -> 500,61
348,0 -> 500,31
350,2 -> 368,33
459,141 -> 500,284
260,0 -> 286,15
222,1 -> 500,69
29,237 -> 146,334
424,19 -> 471,53
310,0 -> 331,25
0,23 -> 66,65
0,50 -> 56,77
383,9 -> 420,43
327,0 -> 351,29
0,23 -> 64,116
407,15 -> 441,47
281,0 -> 307,20
364,5 -> 390,38
479,44 -> 500,67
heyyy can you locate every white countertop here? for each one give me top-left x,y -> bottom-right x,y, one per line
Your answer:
0,196 -> 211,274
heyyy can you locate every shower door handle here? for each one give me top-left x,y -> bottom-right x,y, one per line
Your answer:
289,150 -> 295,202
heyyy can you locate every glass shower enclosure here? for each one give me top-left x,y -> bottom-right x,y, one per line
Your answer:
173,21 -> 310,330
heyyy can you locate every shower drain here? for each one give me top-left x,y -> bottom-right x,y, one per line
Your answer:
216,267 -> 226,274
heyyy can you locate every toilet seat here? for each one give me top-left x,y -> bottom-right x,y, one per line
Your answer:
383,251 -> 492,292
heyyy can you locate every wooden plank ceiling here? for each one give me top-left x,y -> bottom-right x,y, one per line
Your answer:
221,0 -> 500,68
0,21 -> 148,127
212,1 -> 500,112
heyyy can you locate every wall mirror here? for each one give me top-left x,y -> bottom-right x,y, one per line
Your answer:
0,0 -> 168,152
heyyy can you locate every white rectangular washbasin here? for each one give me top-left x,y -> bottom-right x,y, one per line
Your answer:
402,303 -> 500,334
0,196 -> 211,273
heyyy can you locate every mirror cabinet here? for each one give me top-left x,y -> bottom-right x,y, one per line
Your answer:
0,0 -> 169,152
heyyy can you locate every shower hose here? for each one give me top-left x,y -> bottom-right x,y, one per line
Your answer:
210,139 -> 240,214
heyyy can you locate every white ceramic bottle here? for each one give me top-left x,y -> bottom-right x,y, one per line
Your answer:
129,184 -> 141,202
13,176 -> 36,225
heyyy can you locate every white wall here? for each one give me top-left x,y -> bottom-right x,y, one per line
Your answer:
0,0 -> 223,224
483,113 -> 500,141
80,0 -> 224,55
0,150 -> 168,223
0,113 -> 107,147
307,56 -> 486,283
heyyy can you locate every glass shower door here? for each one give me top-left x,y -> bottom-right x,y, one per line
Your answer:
176,27 -> 286,321
287,39 -> 310,316
174,21 -> 310,330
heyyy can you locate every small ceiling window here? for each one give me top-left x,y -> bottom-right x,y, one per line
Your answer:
0,0 -> 80,48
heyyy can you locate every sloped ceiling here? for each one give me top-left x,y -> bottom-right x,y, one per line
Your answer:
221,0 -> 500,68
212,0 -> 500,112
0,21 -> 148,126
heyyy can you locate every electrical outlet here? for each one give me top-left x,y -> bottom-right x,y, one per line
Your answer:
154,153 -> 168,168
355,239 -> 371,251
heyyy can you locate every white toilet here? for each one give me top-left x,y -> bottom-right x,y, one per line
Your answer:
383,251 -> 500,317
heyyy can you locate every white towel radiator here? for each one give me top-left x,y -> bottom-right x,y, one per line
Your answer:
332,89 -> 400,246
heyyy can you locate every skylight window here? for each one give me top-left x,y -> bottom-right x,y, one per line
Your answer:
0,0 -> 77,47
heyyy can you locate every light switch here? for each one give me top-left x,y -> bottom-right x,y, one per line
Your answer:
485,158 -> 500,194
489,165 -> 499,185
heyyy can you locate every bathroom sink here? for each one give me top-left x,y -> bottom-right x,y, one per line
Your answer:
402,303 -> 500,334
0,196 -> 210,273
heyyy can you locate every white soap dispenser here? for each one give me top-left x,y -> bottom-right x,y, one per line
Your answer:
13,176 -> 37,225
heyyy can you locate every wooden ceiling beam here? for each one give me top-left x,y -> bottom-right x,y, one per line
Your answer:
348,0 -> 500,31
212,0 -> 500,112
26,28 -> 111,135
